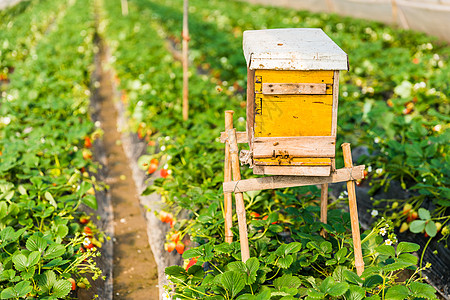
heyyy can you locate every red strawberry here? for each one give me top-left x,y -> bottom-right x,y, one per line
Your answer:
80,216 -> 89,224
167,242 -> 176,253
83,226 -> 92,236
170,232 -> 180,243
69,278 -> 76,290
159,211 -> 169,223
84,136 -> 92,148
250,212 -> 260,218
176,241 -> 185,254
147,163 -> 158,174
186,257 -> 197,270
160,169 -> 169,178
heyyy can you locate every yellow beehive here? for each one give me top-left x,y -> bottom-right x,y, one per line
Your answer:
243,28 -> 349,176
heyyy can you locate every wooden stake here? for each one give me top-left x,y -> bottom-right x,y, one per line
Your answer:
320,183 -> 328,238
227,128 -> 250,262
342,143 -> 364,276
222,165 -> 365,193
182,0 -> 189,121
121,0 -> 128,16
224,111 -> 234,243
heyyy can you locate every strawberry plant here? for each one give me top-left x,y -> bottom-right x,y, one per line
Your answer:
0,0 -> 105,297
100,0 -> 445,297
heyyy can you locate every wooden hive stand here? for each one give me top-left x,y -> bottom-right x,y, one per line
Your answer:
220,28 -> 365,276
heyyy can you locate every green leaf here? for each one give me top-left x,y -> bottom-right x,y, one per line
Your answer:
43,258 -> 70,268
55,224 -> 69,239
363,275 -> 383,288
332,266 -> 347,282
343,270 -> 363,285
344,285 -> 365,300
12,254 -> 28,271
0,202 -> 7,219
284,242 -> 302,255
17,185 -> 27,196
27,251 -> 41,267
255,290 -> 271,300
165,266 -> 188,281
82,194 -> 98,210
319,277 -> 335,293
425,221 -> 437,237
43,244 -> 65,260
385,285 -> 410,300
0,281 -> 32,300
335,247 -> 348,263
277,255 -> 294,269
215,242 -> 232,254
44,191 -> 57,208
0,287 -> 17,299
409,281 -> 437,299
306,288 -> 326,299
375,245 -> 395,257
21,267 -> 36,280
398,253 -> 418,265
328,282 -> 349,297
273,274 -> 301,290
221,271 -> 245,299
418,208 -> 431,220
319,241 -> 332,254
244,257 -> 259,285
182,248 -> 202,259
269,224 -> 283,233
396,242 -> 420,255
37,270 -> 56,293
26,235 -> 47,252
409,220 -> 426,233
51,279 -> 71,298
365,296 -> 381,300
326,259 -> 336,265
228,261 -> 246,273
383,261 -> 414,273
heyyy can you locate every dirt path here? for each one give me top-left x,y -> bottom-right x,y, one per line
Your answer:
94,35 -> 159,299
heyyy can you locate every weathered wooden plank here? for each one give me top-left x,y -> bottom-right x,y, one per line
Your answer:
227,128 -> 250,262
253,165 -> 331,176
224,111 -> 234,244
262,83 -> 327,95
253,136 -> 335,158
223,165 -> 365,193
331,71 -> 339,137
247,69 -> 255,148
219,131 -> 248,144
342,143 -> 364,276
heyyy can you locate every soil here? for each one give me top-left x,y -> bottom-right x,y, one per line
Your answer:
88,33 -> 159,299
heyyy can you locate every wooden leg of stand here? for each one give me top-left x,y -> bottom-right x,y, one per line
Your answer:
320,183 -> 328,238
227,128 -> 250,262
224,111 -> 234,243
342,143 -> 364,276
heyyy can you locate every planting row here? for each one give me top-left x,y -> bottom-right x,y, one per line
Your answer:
0,0 -> 70,81
0,0 -> 104,298
101,0 -> 440,299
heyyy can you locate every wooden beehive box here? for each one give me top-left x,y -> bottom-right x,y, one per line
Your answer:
243,28 -> 349,176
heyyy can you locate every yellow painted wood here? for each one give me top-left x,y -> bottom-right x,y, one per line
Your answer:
254,70 -> 334,138
256,70 -> 334,84
254,94 -> 333,137
255,157 -> 331,166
